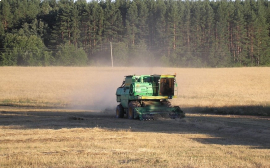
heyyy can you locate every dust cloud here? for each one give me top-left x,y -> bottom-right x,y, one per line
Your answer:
68,67 -> 168,112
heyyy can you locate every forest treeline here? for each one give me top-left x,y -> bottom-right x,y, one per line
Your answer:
0,0 -> 270,67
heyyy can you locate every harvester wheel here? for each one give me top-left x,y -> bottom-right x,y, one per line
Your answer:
116,104 -> 124,118
127,101 -> 140,119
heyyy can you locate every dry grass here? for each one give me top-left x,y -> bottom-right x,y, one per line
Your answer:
1,127 -> 269,168
173,67 -> 270,108
1,108 -> 270,168
0,67 -> 269,109
0,67 -> 270,167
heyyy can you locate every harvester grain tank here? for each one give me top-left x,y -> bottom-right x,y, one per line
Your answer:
115,74 -> 185,120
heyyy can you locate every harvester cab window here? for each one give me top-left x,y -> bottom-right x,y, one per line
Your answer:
143,76 -> 152,83
159,78 -> 174,96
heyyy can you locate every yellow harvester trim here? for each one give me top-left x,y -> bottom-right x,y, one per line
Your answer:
160,75 -> 175,78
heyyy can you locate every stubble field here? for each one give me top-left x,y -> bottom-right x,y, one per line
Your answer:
0,67 -> 270,167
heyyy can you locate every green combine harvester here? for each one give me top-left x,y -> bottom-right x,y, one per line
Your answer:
115,74 -> 185,120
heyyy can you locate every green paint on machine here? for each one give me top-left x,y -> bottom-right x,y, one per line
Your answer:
115,74 -> 185,120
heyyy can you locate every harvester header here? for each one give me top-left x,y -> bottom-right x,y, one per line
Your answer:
115,74 -> 185,120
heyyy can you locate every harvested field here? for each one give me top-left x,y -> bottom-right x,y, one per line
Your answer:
0,67 -> 270,167
0,67 -> 269,111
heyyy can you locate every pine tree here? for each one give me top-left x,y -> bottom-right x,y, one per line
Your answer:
51,0 -> 74,46
40,0 -> 58,48
78,1 -> 90,50
252,0 -> 270,65
200,0 -> 215,65
225,0 -> 246,66
82,1 -> 104,54
0,0 -> 270,67
181,0 -> 193,66
70,3 -> 80,48
145,0 -> 157,48
155,0 -> 166,49
166,0 -> 181,56
103,0 -> 123,43
40,0 -> 52,15
243,0 -> 257,65
209,0 -> 231,67
190,1 -> 203,62
126,1 -> 138,46
135,0 -> 149,43
0,0 -> 13,30
26,0 -> 40,21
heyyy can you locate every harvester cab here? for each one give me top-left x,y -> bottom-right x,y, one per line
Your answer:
116,74 -> 185,120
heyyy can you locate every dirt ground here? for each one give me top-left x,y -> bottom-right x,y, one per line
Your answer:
1,106 -> 269,146
1,106 -> 270,167
0,67 -> 270,167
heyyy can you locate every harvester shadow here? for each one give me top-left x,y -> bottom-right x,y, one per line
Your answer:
183,105 -> 270,116
0,105 -> 269,149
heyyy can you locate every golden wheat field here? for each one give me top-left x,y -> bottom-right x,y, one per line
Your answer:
0,67 -> 270,168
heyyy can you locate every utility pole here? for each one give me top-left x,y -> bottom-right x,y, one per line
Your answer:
110,42 -> 113,67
